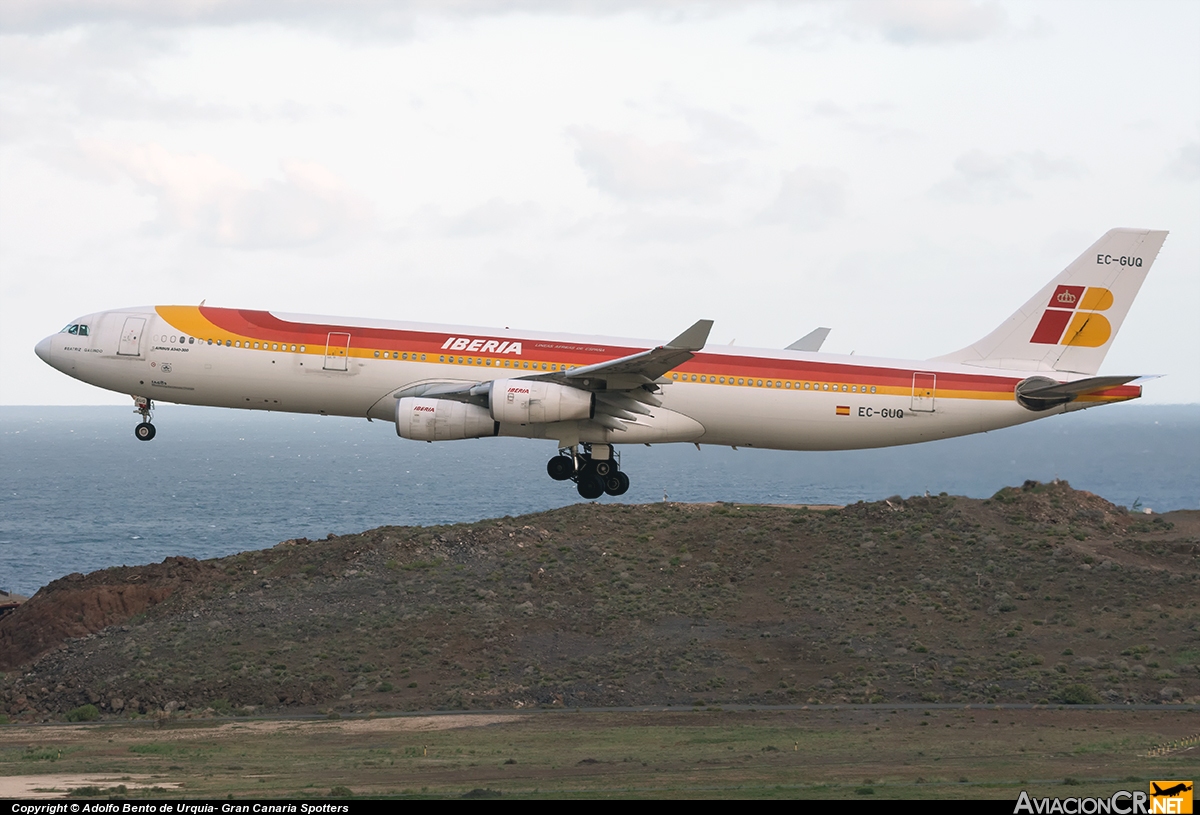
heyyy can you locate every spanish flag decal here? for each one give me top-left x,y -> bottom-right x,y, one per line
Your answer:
836,405 -> 850,416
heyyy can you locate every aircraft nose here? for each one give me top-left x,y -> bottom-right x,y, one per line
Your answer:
34,335 -> 53,365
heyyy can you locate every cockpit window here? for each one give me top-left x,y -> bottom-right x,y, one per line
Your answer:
78,325 -> 89,337
60,324 -> 89,336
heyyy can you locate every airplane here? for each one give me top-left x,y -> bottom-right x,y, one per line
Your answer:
1151,783 -> 1193,797
34,227 -> 1167,500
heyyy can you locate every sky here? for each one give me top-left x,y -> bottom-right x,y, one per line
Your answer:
1,0 -> 1197,405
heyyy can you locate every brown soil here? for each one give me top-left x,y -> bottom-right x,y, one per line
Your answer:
0,558 -> 218,671
1,480 -> 1197,720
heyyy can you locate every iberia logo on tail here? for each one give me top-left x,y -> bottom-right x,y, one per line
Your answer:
1030,285 -> 1114,347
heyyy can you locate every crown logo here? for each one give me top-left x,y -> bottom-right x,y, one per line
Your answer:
1057,290 -> 1077,304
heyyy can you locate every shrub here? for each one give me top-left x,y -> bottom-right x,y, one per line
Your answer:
66,704 -> 100,722
1059,684 -> 1101,705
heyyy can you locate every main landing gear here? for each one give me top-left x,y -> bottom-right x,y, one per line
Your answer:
133,396 -> 156,441
547,443 -> 630,500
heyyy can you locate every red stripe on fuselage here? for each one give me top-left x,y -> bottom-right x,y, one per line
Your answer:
679,352 -> 1020,394
198,307 -> 644,363
195,307 -> 1025,394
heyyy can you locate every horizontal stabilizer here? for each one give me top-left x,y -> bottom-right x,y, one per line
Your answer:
1015,374 -> 1140,411
787,327 -> 830,352
1019,375 -> 1138,400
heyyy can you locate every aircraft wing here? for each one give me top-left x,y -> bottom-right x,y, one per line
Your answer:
521,319 -> 712,433
392,320 -> 713,434
535,319 -> 714,389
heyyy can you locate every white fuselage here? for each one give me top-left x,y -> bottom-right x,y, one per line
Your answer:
36,305 -> 1136,452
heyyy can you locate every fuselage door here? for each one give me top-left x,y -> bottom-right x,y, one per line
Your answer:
911,372 -> 936,412
117,317 -> 146,356
324,332 -> 351,371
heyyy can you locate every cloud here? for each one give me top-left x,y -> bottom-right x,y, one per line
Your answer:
847,0 -> 1006,45
931,150 -> 1083,202
617,212 -> 731,243
76,140 -> 373,248
1165,141 -> 1200,182
0,0 -> 407,34
444,198 -> 541,237
569,127 -> 732,202
680,107 -> 763,151
809,99 -> 917,143
751,20 -> 839,50
0,0 -> 745,35
757,166 -> 847,230
0,28 -> 323,144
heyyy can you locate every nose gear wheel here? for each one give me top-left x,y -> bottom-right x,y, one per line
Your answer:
132,396 -> 156,441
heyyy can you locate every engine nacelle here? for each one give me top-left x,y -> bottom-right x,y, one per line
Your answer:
396,397 -> 498,441
489,379 -> 594,424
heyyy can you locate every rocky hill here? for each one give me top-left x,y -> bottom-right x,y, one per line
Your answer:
2,480 -> 1197,720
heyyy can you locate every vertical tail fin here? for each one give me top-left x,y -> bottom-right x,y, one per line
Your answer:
933,228 -> 1168,374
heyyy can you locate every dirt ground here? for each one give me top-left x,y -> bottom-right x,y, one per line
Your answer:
0,774 -> 179,799
2,707 -> 1198,799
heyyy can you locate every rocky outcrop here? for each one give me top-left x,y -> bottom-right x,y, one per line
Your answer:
0,557 -> 213,671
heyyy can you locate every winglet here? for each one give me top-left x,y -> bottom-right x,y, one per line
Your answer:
667,319 -> 713,351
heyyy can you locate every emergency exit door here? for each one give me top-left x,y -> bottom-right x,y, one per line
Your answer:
324,332 -> 351,371
911,372 -> 936,412
117,317 -> 146,356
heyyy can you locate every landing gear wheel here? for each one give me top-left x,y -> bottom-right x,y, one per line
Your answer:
135,422 -> 156,441
604,471 -> 630,496
593,460 -> 613,477
547,456 -> 573,481
576,473 -> 605,500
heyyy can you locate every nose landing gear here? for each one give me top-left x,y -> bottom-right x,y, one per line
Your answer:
546,444 -> 630,499
133,396 -> 156,441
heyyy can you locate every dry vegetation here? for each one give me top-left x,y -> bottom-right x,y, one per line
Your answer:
2,480 -> 1198,721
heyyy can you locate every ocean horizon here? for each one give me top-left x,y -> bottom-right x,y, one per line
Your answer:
1,403 -> 1196,597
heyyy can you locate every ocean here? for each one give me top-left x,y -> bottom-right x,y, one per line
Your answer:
1,403 -> 1196,597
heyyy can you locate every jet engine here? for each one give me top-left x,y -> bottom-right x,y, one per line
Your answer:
396,397 -> 498,441
489,380 -> 594,424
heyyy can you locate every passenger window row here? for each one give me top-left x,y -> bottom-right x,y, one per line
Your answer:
440,356 -> 551,370
670,372 -> 877,393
